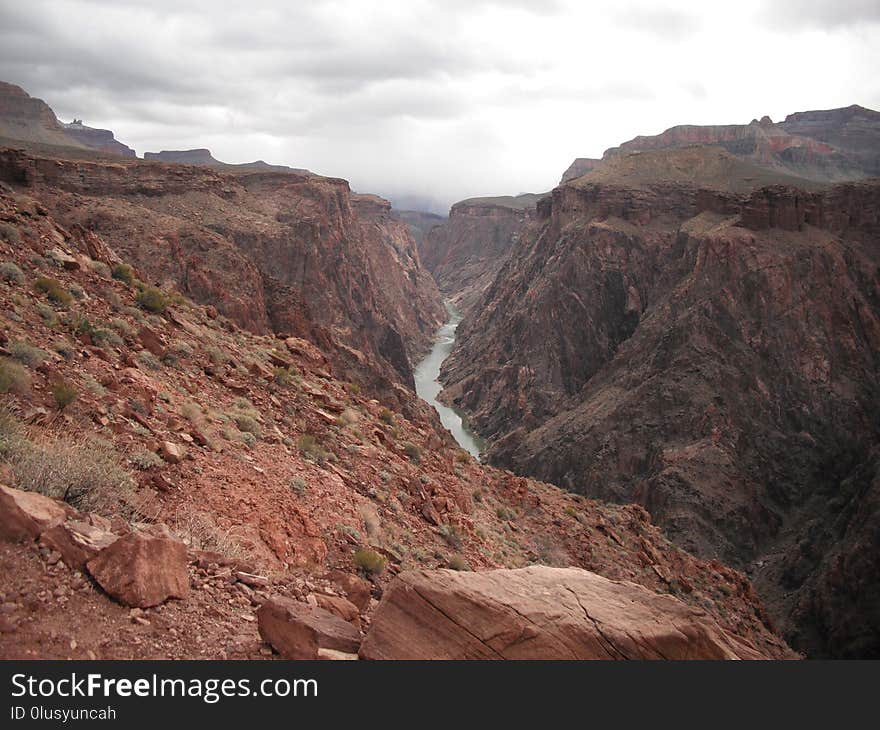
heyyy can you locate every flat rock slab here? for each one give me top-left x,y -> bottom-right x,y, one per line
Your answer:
257,596 -> 361,659
86,530 -> 189,608
0,484 -> 68,542
359,565 -> 770,660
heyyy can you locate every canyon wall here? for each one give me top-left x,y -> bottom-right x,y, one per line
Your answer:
0,148 -> 444,402
441,150 -> 880,657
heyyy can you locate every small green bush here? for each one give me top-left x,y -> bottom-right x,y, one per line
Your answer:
0,261 -> 25,284
403,441 -> 421,463
109,317 -> 134,337
136,286 -> 168,313
0,358 -> 31,395
9,340 -> 48,367
68,283 -> 85,300
0,222 -> 21,244
378,408 -> 394,425
88,259 -> 111,278
34,276 -> 72,306
129,450 -> 164,470
447,554 -> 470,571
298,433 -> 329,463
51,338 -> 75,360
439,523 -> 463,549
233,413 -> 262,437
111,264 -> 135,285
353,548 -> 387,577
35,302 -> 57,325
50,379 -> 78,410
136,350 -> 162,370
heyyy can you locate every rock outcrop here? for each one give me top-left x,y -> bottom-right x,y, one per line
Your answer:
144,148 -> 308,174
0,484 -> 68,542
440,149 -> 880,657
360,566 -> 782,659
61,121 -> 136,158
560,157 -> 601,183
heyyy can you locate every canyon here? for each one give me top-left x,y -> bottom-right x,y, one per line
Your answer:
434,128 -> 880,658
0,82 -> 877,660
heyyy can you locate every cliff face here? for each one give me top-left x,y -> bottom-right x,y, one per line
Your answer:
418,194 -> 543,314
440,152 -> 880,657
0,81 -> 135,157
0,147 -> 444,402
61,122 -> 136,158
560,157 -> 601,183
144,148 -> 308,174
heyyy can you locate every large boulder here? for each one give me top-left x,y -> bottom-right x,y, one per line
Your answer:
0,484 -> 68,542
257,596 -> 361,659
86,528 -> 189,608
40,519 -> 119,570
359,566 -> 772,660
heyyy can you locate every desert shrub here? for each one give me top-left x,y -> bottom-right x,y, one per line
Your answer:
0,261 -> 24,284
439,523 -> 463,549
272,366 -> 296,386
233,413 -> 262,437
68,283 -> 85,300
456,451 -> 470,464
239,431 -> 257,448
298,433 -> 329,463
169,339 -> 194,359
9,340 -> 48,368
403,441 -> 421,463
11,435 -> 138,515
181,401 -> 203,424
129,450 -> 164,470
109,317 -> 134,337
496,506 -> 515,521
136,350 -> 162,370
290,478 -> 307,495
51,338 -> 75,360
50,379 -> 78,410
336,408 -> 358,427
378,407 -> 394,425
0,222 -> 21,244
347,382 -> 361,396
353,548 -> 387,577
34,276 -> 72,306
0,407 -> 26,459
136,286 -> 168,313
35,302 -> 57,326
111,264 -> 135,285
97,328 -> 124,348
88,259 -> 111,278
206,345 -> 227,366
447,555 -> 470,571
81,374 -> 106,397
472,489 -> 483,503
0,358 -> 30,396
168,508 -> 248,559
63,312 -> 96,340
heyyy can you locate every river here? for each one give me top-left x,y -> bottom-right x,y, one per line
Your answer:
414,302 -> 486,460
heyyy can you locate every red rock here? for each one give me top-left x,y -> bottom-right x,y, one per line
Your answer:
360,566 -> 773,660
0,485 -> 68,542
257,596 -> 361,659
137,326 -> 166,358
158,441 -> 185,464
86,529 -> 190,608
324,570 -> 372,612
39,520 -> 118,570
315,594 -> 360,624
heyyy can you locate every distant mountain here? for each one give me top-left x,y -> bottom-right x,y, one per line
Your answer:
143,148 -> 309,174
0,81 -> 135,156
561,105 -> 880,185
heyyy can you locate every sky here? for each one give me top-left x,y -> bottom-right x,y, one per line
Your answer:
1,0 -> 878,212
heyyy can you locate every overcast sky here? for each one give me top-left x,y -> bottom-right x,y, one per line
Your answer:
1,0 -> 878,211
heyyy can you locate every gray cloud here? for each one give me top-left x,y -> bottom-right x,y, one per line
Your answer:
0,0 -> 877,212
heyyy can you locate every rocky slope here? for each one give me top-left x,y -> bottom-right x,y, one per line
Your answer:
418,193 -> 544,314
0,146 -> 444,405
559,105 -> 880,186
440,147 -> 880,657
0,187 -> 793,659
